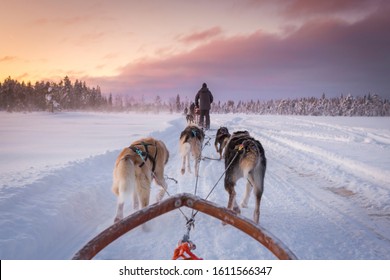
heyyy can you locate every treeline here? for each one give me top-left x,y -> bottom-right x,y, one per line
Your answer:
1,76 -> 389,116
106,92 -> 390,116
211,93 -> 390,116
0,76 -> 109,112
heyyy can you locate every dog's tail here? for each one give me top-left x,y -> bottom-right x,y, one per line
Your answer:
180,137 -> 191,157
112,149 -> 136,205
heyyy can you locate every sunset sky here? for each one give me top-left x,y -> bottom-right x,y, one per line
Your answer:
1,0 -> 389,101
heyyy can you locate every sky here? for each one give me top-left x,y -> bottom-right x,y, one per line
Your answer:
1,0 -> 389,101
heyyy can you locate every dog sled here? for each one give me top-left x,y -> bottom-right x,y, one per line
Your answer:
72,193 -> 297,260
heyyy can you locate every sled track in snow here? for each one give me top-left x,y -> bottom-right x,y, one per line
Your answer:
2,113 -> 389,260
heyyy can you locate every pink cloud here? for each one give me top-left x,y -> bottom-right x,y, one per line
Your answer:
282,0 -> 382,16
178,27 -> 223,44
102,52 -> 119,60
74,31 -> 106,45
0,56 -> 18,63
32,16 -> 90,26
93,5 -> 390,101
15,73 -> 30,80
242,0 -> 383,17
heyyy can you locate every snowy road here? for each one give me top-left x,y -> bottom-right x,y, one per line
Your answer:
0,112 -> 389,259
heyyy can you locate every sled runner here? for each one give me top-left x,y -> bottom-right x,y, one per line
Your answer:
72,193 -> 297,260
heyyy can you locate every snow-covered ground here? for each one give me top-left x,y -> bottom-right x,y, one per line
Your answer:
0,111 -> 389,260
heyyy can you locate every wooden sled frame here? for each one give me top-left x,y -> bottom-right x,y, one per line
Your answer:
73,193 -> 297,260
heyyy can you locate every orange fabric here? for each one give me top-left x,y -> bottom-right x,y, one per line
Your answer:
172,242 -> 202,260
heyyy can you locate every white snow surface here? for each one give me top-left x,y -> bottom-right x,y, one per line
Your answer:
0,111 -> 389,260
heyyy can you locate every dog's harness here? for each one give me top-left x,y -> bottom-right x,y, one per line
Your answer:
129,141 -> 158,172
235,143 -> 245,152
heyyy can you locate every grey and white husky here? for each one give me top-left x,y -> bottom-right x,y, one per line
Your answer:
179,125 -> 205,177
223,131 -> 266,224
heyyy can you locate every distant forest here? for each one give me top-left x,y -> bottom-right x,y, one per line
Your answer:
1,76 -> 389,116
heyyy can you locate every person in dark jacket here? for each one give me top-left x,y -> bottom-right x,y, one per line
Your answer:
195,83 -> 213,130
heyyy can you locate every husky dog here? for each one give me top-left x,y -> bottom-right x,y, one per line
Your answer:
214,126 -> 231,159
186,114 -> 194,124
223,131 -> 266,224
194,107 -> 200,125
179,125 -> 205,177
112,137 -> 169,223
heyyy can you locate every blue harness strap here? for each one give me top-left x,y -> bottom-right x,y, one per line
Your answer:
129,141 -> 157,172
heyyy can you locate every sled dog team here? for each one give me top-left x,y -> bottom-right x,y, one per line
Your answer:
112,124 -> 266,225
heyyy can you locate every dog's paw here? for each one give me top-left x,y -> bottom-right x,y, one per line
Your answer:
240,202 -> 248,208
181,168 -> 185,175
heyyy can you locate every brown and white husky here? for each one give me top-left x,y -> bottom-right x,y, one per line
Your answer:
112,137 -> 169,223
215,126 -> 231,159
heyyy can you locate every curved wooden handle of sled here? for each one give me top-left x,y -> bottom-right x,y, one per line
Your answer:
72,193 -> 297,260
